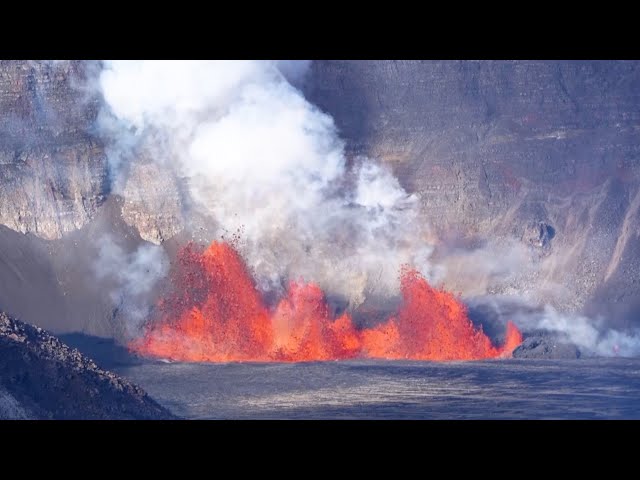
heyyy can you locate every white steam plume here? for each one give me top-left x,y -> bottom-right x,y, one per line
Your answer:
93,234 -> 169,336
99,60 -> 433,308
477,296 -> 640,357
526,307 -> 640,357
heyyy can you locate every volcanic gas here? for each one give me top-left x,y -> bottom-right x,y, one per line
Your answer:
129,241 -> 522,362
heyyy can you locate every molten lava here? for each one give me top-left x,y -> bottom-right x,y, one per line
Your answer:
130,241 -> 522,362
361,267 -> 522,360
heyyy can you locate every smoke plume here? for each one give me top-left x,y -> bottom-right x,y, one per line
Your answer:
98,60 -> 433,310
93,234 -> 169,336
468,294 -> 640,357
522,306 -> 640,357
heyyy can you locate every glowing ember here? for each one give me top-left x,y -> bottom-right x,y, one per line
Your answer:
130,241 -> 522,362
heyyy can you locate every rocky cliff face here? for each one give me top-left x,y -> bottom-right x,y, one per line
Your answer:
121,160 -> 184,243
304,60 -> 640,324
0,60 -> 109,239
0,312 -> 174,419
0,60 -> 638,334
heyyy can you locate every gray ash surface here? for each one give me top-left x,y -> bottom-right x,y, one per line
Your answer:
115,357 -> 640,419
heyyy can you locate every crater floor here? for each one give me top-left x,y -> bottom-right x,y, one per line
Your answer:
116,358 -> 640,419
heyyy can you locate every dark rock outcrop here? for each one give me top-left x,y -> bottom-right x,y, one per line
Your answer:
0,312 -> 174,419
512,333 -> 581,359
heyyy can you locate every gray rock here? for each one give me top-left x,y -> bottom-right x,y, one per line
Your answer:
0,386 -> 32,419
522,221 -> 555,249
0,311 -> 175,419
121,160 -> 184,244
0,60 -> 108,240
512,333 -> 581,359
304,60 -> 640,323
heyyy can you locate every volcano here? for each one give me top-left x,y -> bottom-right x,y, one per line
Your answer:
1,60 -> 640,420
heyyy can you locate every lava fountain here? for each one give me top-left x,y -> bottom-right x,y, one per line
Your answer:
129,241 -> 522,362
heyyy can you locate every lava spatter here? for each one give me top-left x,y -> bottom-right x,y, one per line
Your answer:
130,241 -> 522,362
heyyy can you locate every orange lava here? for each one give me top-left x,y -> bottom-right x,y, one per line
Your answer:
129,241 -> 522,362
129,241 -> 272,362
